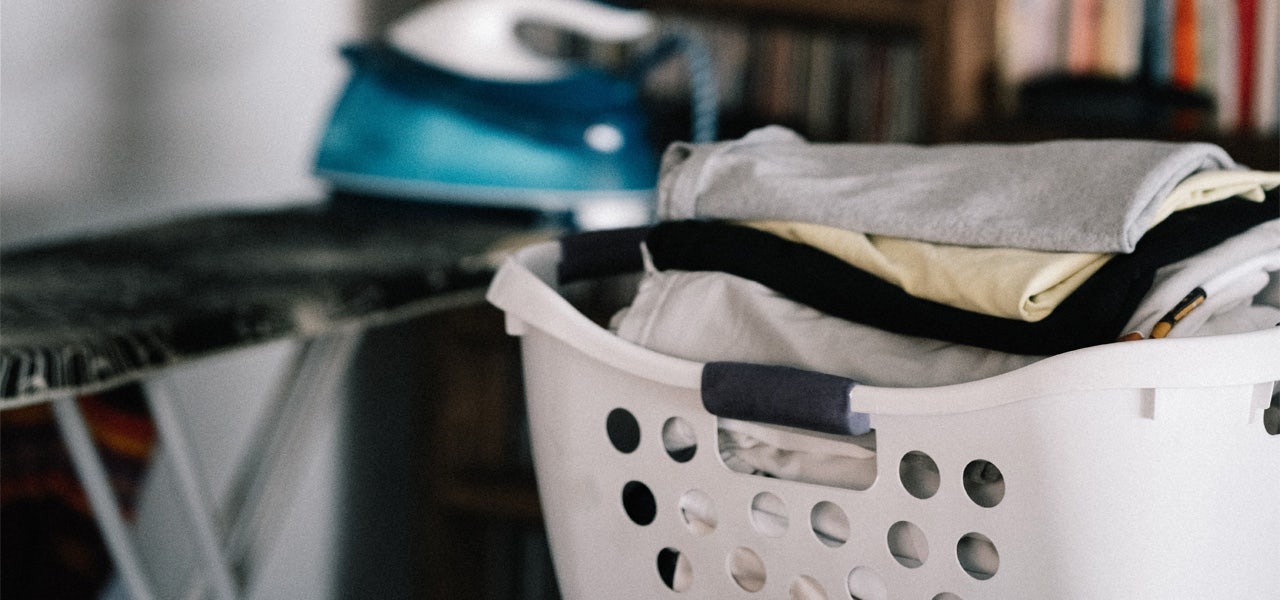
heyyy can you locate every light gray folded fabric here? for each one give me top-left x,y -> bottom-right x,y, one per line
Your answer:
657,126 -> 1238,253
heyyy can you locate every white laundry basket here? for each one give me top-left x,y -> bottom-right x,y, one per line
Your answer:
485,234 -> 1280,600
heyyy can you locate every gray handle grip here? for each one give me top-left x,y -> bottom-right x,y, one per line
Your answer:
702,362 -> 871,436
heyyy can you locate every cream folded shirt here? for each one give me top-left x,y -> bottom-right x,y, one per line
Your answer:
746,170 -> 1280,321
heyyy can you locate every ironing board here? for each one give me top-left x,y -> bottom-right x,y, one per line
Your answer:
0,196 -> 556,600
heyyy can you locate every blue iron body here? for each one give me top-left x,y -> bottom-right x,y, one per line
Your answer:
313,43 -> 659,227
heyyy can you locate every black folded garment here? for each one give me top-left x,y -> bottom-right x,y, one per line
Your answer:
645,189 -> 1278,356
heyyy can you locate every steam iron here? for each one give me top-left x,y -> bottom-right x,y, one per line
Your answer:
314,0 -> 688,230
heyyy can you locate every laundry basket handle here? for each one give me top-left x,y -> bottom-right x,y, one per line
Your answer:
557,225 -> 652,284
703,362 -> 872,436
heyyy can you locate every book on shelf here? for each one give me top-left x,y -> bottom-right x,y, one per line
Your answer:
998,0 -> 1278,135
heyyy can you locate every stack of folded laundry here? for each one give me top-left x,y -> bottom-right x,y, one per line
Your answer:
609,125 -> 1280,490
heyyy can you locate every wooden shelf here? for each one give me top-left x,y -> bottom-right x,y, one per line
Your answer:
642,0 -> 998,142
962,118 -> 1280,169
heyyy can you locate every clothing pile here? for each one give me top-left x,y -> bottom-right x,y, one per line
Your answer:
608,125 -> 1280,490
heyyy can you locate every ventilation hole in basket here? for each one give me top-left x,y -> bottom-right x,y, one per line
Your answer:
728,547 -> 766,592
662,417 -> 697,462
606,408 -> 641,454
657,547 -> 692,592
887,521 -> 928,568
790,575 -> 828,600
846,566 -> 887,600
899,451 -> 940,499
963,460 -> 1005,508
957,532 -> 998,580
679,489 -> 717,535
932,594 -> 963,600
810,501 -> 850,548
1265,402 -> 1279,436
622,481 -> 656,526
750,492 -> 789,537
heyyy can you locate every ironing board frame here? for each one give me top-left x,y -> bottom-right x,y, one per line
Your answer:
49,326 -> 362,600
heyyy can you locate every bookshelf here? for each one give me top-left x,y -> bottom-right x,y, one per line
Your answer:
641,0 -> 999,143
640,0 -> 1276,166
981,0 -> 1279,168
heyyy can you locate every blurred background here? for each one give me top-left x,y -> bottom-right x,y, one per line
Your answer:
4,0 -> 1277,248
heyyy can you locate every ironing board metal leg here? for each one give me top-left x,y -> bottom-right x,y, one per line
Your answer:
146,378 -> 241,600
222,329 -> 361,593
177,327 -> 364,600
225,329 -> 361,584
50,393 -> 158,600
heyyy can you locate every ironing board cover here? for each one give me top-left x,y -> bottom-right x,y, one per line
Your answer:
0,197 -> 552,408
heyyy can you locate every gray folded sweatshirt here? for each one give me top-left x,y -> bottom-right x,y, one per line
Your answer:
657,126 -> 1239,253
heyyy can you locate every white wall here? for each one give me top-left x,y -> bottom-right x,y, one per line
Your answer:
1,0 -> 359,247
